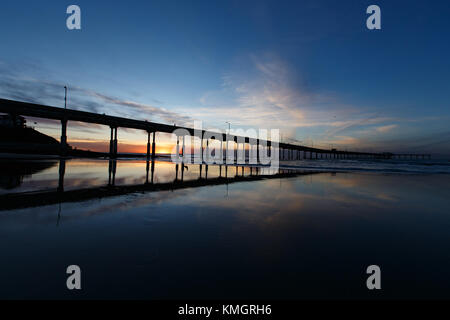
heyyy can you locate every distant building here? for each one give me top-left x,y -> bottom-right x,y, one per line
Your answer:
0,114 -> 26,128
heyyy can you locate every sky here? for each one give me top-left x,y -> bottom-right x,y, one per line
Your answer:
0,0 -> 449,155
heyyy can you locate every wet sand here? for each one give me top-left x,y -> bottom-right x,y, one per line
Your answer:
0,159 -> 449,299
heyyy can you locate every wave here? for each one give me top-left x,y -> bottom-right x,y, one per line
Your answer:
279,159 -> 450,174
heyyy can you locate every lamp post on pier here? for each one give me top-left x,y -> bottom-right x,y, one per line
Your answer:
64,86 -> 67,109
226,121 -> 231,162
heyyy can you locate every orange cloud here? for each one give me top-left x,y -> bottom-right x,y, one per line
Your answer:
68,139 -> 175,154
376,124 -> 397,133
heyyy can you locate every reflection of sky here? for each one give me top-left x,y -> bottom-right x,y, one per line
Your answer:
0,159 -> 267,194
1,169 -> 450,299
2,158 -> 449,195
1,1 -> 450,156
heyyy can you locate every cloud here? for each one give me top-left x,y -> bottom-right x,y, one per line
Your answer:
187,54 -> 315,134
190,54 -> 404,148
376,124 -> 397,133
0,60 -> 193,127
190,53 -> 449,154
83,90 -> 192,125
321,135 -> 360,147
1,57 -> 448,155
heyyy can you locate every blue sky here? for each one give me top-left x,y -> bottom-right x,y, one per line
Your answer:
0,0 -> 449,155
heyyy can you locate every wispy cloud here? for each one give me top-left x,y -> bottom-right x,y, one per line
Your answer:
83,90 -> 192,125
187,53 -> 450,154
1,57 -> 448,155
189,54 -> 398,143
188,54 -> 315,132
0,60 -> 193,126
376,124 -> 397,133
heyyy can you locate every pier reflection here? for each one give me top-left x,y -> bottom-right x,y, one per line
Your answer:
0,158 -> 320,211
58,159 -> 66,192
108,159 -> 117,186
0,160 -> 57,190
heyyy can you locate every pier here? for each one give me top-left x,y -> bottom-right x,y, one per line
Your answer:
0,98 -> 430,161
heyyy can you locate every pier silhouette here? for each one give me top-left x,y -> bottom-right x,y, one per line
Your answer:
0,98 -> 431,161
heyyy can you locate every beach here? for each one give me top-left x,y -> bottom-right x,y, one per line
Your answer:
0,158 -> 449,299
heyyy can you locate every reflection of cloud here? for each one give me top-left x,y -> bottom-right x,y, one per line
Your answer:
376,193 -> 398,202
